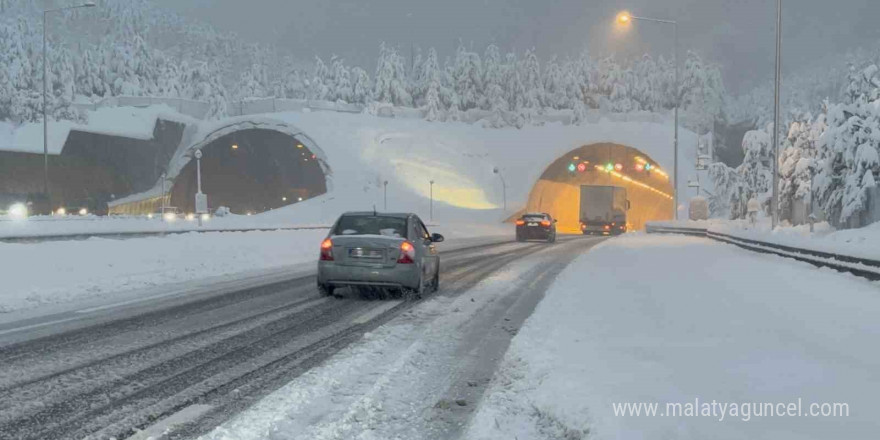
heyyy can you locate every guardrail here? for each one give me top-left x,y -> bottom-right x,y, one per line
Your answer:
645,223 -> 880,281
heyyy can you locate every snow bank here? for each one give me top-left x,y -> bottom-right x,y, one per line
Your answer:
650,218 -> 880,260
466,234 -> 880,440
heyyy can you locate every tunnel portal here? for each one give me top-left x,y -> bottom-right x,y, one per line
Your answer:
524,143 -> 674,233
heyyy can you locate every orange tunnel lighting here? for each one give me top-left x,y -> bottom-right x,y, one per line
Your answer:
594,165 -> 673,200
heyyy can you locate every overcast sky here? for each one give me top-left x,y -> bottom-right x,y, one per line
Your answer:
157,0 -> 880,94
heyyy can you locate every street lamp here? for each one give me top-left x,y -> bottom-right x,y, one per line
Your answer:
383,180 -> 388,211
771,0 -> 783,229
429,180 -> 435,221
616,10 -> 679,220
493,167 -> 507,213
42,2 -> 96,202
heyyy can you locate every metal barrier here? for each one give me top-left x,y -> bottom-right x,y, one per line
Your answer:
645,223 -> 880,281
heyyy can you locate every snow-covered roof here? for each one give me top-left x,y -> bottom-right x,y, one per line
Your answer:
0,104 -> 196,155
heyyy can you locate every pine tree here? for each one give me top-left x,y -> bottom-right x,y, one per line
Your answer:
373,43 -> 412,106
451,44 -> 483,111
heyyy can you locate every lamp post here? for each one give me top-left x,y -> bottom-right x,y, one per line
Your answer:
193,149 -> 207,227
429,180 -> 435,221
493,167 -> 506,213
383,180 -> 388,211
43,1 -> 96,202
617,10 -> 679,220
771,0 -> 783,229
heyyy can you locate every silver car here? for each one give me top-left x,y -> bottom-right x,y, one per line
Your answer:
317,212 -> 444,298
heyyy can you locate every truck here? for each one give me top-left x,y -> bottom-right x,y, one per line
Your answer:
579,185 -> 629,235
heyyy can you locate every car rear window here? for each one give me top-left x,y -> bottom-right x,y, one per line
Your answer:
522,215 -> 546,222
334,215 -> 408,237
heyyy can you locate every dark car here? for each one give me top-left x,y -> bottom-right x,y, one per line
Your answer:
515,212 -> 557,242
317,212 -> 444,299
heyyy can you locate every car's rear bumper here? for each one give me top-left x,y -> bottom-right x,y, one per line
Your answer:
516,226 -> 552,239
317,261 -> 421,289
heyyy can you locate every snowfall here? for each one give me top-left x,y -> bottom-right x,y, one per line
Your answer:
193,233 -> 880,440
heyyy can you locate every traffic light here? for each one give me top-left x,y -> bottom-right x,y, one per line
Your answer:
605,163 -> 614,171
614,163 -> 623,171
568,163 -> 576,172
576,163 -> 587,173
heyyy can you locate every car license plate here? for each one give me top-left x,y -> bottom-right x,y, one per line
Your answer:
527,222 -> 538,226
349,248 -> 385,259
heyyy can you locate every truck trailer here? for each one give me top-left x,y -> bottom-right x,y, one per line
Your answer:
579,185 -> 629,235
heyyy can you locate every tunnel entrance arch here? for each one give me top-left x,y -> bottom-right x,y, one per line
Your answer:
168,118 -> 332,215
525,143 -> 673,232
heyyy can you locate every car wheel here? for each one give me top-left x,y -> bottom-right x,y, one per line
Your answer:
317,283 -> 335,297
401,274 -> 425,300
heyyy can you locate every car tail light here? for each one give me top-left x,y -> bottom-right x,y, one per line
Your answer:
604,225 -> 610,230
320,238 -> 334,261
398,241 -> 416,264
580,222 -> 586,229
515,220 -> 525,226
540,220 -> 551,227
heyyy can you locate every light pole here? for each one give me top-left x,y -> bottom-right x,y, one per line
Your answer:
617,11 -> 679,220
383,180 -> 388,210
194,149 -> 206,226
43,1 -> 96,202
771,0 -> 783,229
429,180 -> 435,221
493,167 -> 506,213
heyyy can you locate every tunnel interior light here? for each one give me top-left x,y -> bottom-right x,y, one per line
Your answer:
231,144 -> 239,150
636,164 -> 645,171
568,163 -> 577,172
282,197 -> 287,201
296,143 -> 304,149
573,156 -> 580,160
593,165 -> 673,199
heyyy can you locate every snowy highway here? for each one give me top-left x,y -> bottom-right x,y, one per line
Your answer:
0,235 -> 603,440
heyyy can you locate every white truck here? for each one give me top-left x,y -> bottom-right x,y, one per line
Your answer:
579,185 -> 629,235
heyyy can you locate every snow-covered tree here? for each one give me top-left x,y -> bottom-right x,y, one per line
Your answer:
451,44 -> 483,111
350,66 -> 372,104
709,124 -> 775,218
373,43 -> 412,106
519,49 -> 544,110
310,56 -> 331,101
778,113 -> 826,220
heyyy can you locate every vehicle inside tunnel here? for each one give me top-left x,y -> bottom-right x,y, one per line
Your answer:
523,143 -> 673,233
169,129 -> 327,215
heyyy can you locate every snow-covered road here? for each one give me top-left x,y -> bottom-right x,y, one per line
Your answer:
466,233 -> 880,440
0,234 -> 602,440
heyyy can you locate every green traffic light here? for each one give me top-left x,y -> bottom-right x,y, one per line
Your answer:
568,163 -> 576,172
605,163 -> 613,171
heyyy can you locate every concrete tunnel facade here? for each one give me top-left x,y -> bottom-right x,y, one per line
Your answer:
524,143 -> 674,233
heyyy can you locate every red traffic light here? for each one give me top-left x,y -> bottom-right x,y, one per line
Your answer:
576,163 -> 587,172
614,163 -> 623,171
